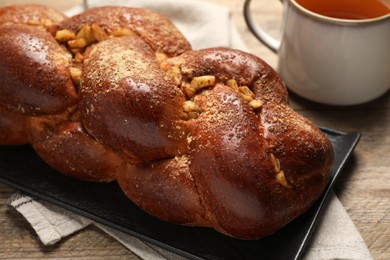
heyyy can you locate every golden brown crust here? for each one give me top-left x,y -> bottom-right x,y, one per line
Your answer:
0,24 -> 78,115
29,109 -> 121,182
56,6 -> 191,57
116,157 -> 208,226
0,5 -> 333,239
116,48 -> 333,239
0,107 -> 29,145
0,4 -> 68,145
80,36 -> 189,163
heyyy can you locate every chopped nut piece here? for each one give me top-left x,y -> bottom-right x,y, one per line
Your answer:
187,112 -> 199,120
40,19 -> 53,27
76,24 -> 94,44
239,86 -> 254,95
112,28 -> 134,37
181,82 -> 196,98
68,38 -> 87,49
183,101 -> 198,113
180,66 -> 194,75
167,65 -> 182,86
27,18 -> 53,27
91,23 -> 107,42
270,153 -> 281,173
191,75 -> 215,92
161,62 -> 182,85
27,19 -> 41,26
70,67 -> 82,85
276,171 -> 291,188
160,62 -> 171,72
240,93 -> 254,102
239,86 -> 255,102
55,29 -> 76,42
226,79 -> 239,90
155,52 -> 167,62
249,99 -> 263,110
69,48 -> 82,55
74,52 -> 84,63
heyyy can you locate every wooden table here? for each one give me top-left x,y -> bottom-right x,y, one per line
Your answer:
0,0 -> 389,259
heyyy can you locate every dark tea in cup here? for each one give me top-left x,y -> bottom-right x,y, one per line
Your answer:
295,0 -> 390,19
244,0 -> 390,105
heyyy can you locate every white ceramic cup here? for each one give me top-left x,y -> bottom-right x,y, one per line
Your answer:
244,0 -> 390,105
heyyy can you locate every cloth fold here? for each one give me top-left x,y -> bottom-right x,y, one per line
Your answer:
7,0 -> 372,259
64,0 -> 248,52
8,192 -> 92,246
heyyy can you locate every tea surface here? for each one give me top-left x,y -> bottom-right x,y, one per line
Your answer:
296,0 -> 390,19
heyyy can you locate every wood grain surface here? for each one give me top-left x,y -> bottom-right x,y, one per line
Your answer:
0,0 -> 389,259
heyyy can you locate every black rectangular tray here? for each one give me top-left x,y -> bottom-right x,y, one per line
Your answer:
0,127 -> 360,260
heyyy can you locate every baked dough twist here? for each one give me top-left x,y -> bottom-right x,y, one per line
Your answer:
0,5 -> 333,239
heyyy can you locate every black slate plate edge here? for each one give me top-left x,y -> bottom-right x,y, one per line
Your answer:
295,127 -> 361,260
0,127 -> 361,260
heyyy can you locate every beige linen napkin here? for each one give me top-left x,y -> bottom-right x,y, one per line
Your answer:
7,0 -> 372,259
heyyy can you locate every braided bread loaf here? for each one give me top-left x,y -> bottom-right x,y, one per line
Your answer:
0,5 -> 333,239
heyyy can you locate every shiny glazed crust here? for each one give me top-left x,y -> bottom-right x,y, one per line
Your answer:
0,107 -> 29,145
0,5 -> 333,239
0,23 -> 78,115
55,6 -> 191,57
0,5 -> 191,181
110,47 -> 333,238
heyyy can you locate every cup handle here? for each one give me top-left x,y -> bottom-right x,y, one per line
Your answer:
243,0 -> 281,53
